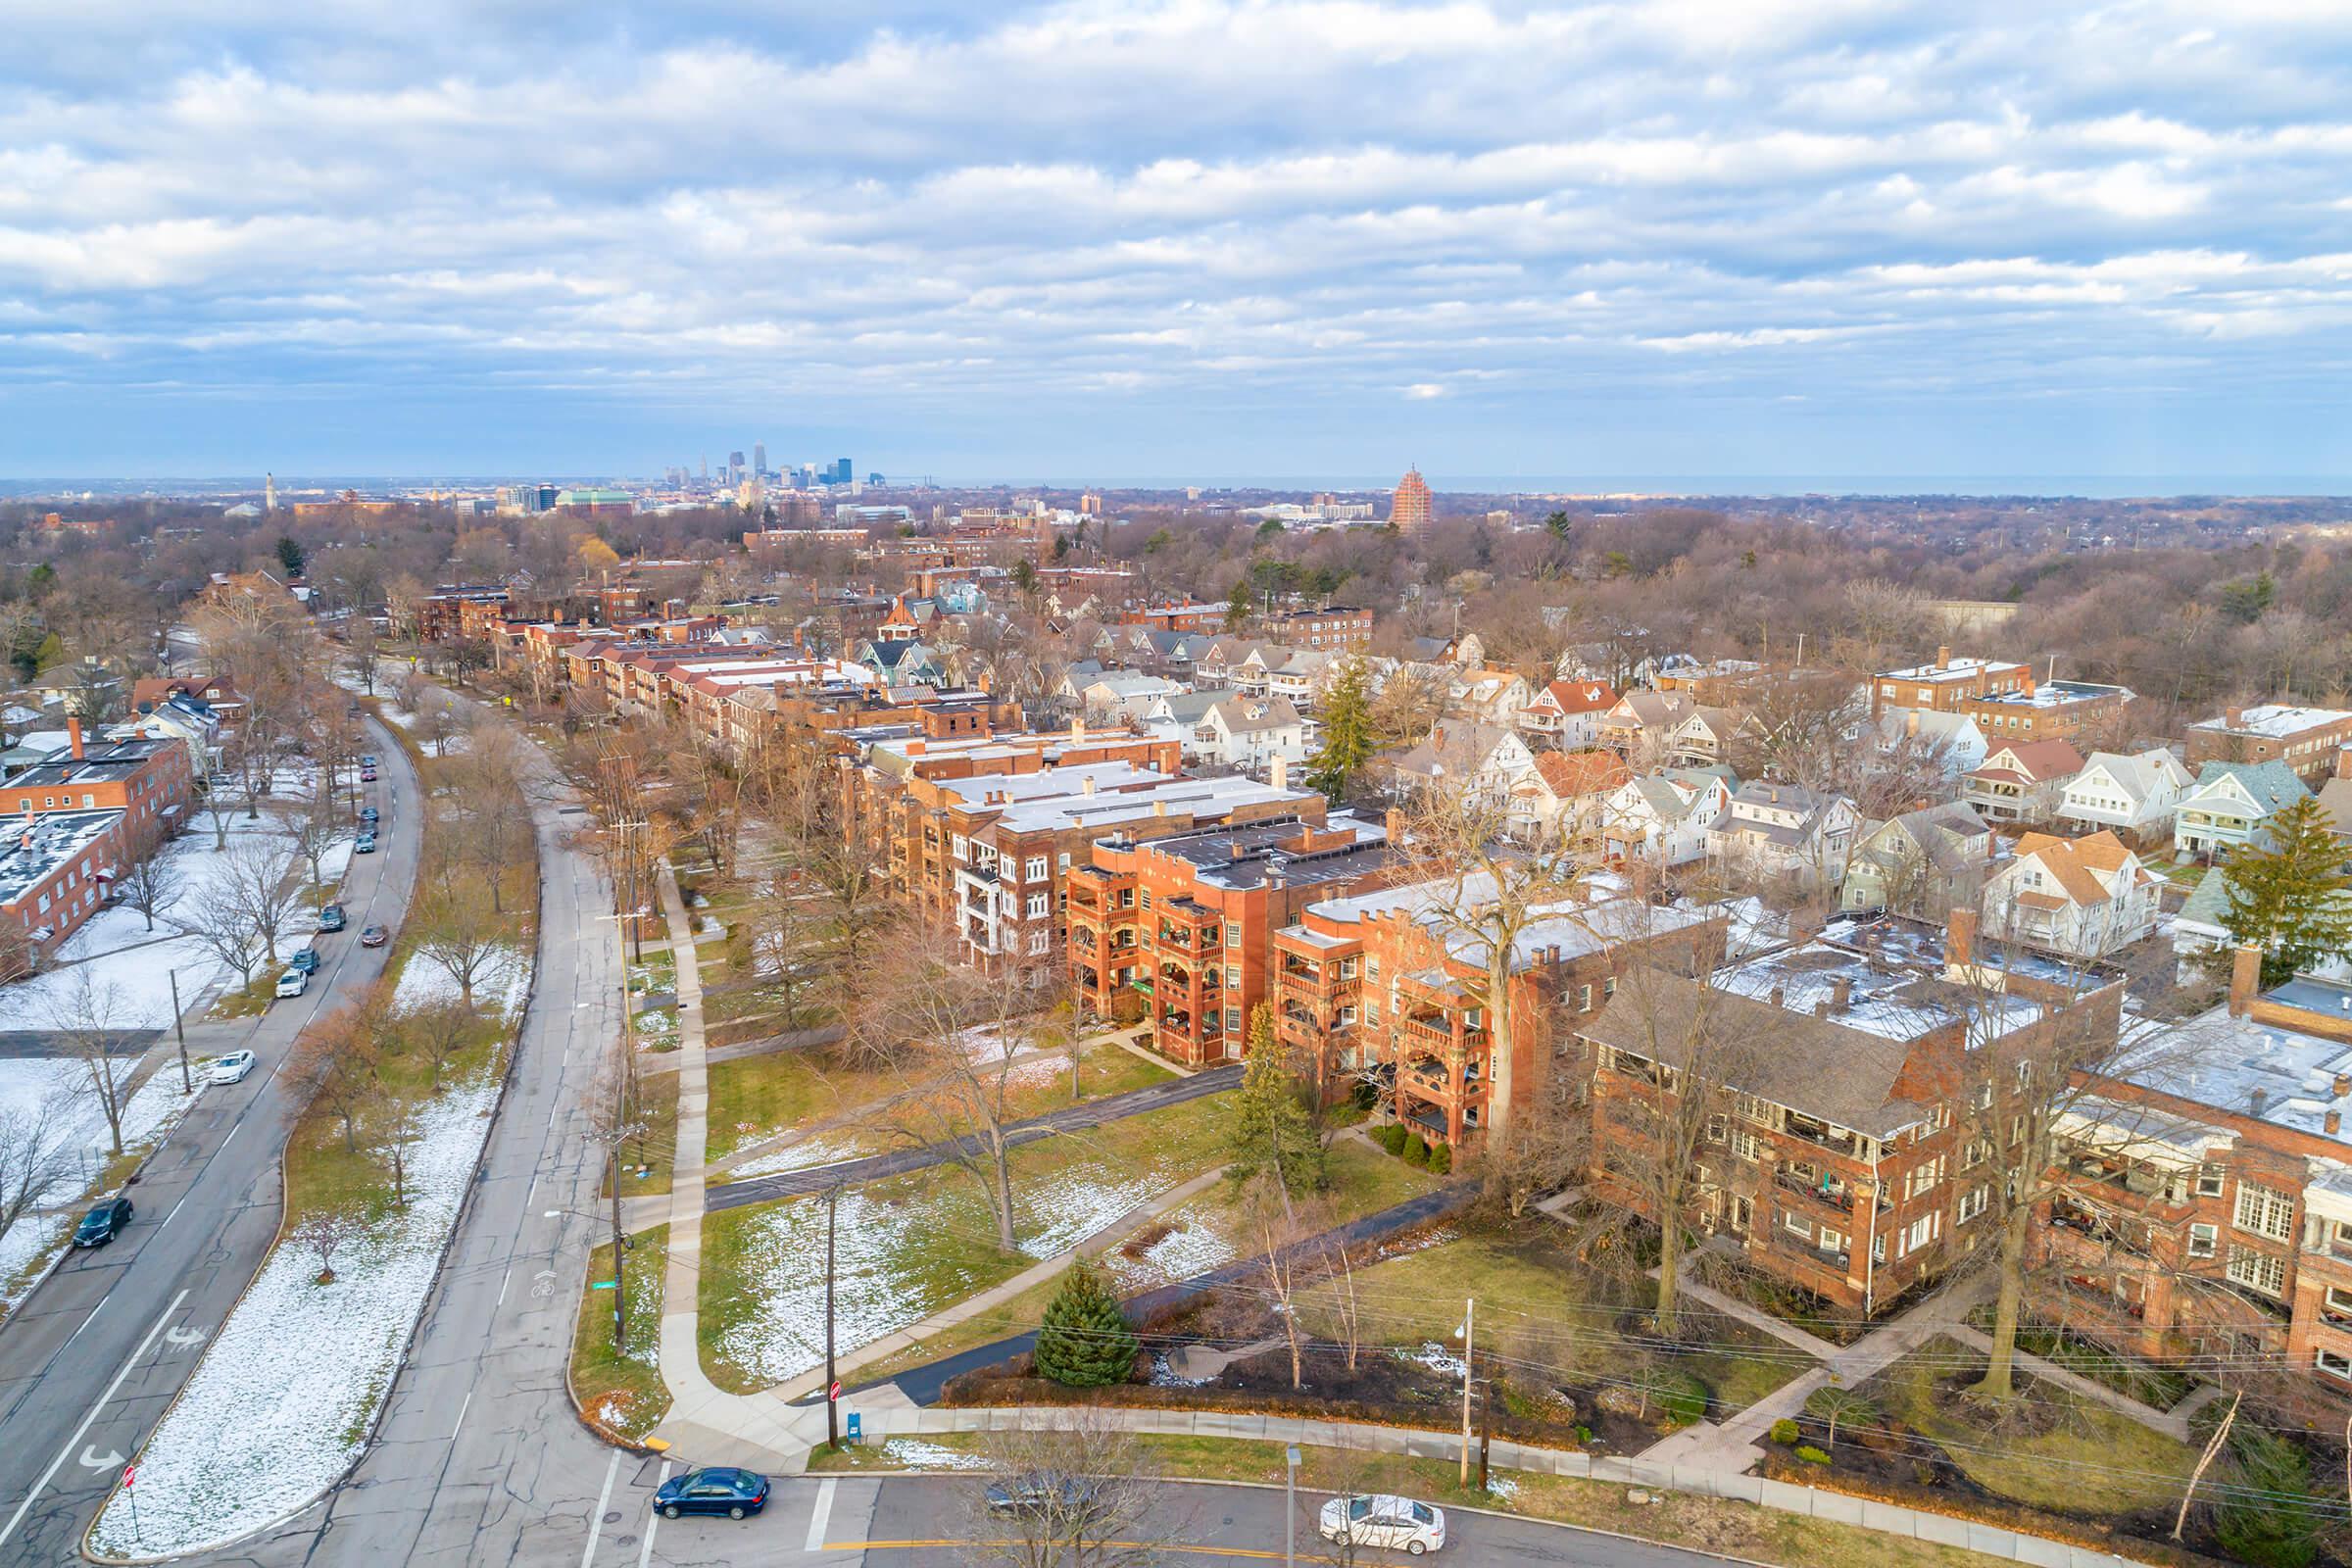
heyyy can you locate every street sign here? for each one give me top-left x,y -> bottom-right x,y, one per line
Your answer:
122,1465 -> 135,1490
588,1280 -> 617,1291
828,1381 -> 843,1402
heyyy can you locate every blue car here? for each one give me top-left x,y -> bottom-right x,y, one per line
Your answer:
653,1467 -> 768,1521
74,1197 -> 133,1249
289,947 -> 321,974
317,904 -> 347,933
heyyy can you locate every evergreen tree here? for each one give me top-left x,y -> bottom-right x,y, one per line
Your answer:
1224,576 -> 1251,630
1030,1259 -> 1138,1387
1305,657 -> 1376,804
2221,795 -> 2352,987
1225,1005 -> 1325,1193
275,535 -> 307,576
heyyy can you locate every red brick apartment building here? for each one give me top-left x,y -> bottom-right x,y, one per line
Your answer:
1959,677 -> 2134,744
1270,880 -> 1725,1148
2034,949 -> 2352,1404
1581,913 -> 2125,1315
0,808 -> 133,954
2,726 -> 191,832
1065,808 -> 1394,1066
2186,704 -> 2352,786
1258,606 -> 1375,653
1871,648 -> 2032,716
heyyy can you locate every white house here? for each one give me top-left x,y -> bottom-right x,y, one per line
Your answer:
1984,831 -> 2163,960
1078,672 -> 1185,724
1963,739 -> 2085,825
1868,708 -> 1990,777
1381,721 -> 1542,828
2174,760 -> 2310,860
1517,679 -> 1619,750
2056,749 -> 2194,840
1600,766 -> 1737,868
1704,780 -> 1860,892
1446,667 -> 1535,728
1265,649 -> 1339,710
1143,689 -> 1230,760
1194,696 -> 1311,776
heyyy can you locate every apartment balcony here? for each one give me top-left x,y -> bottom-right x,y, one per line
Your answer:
1399,1012 -> 1484,1055
1774,1168 -> 1856,1215
1769,1228 -> 1854,1287
1403,1062 -> 1487,1103
2049,1197 -> 2156,1258
1779,1113 -> 1862,1160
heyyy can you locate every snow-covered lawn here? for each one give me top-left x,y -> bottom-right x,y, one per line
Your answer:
870,1437 -> 992,1472
1103,1204 -> 1239,1292
723,1129 -> 875,1180
86,1078 -> 498,1559
390,945 -> 529,1021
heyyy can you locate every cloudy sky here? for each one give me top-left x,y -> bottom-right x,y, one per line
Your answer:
4,0 -> 2351,486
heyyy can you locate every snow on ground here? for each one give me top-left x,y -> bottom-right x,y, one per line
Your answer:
391,946 -> 529,1020
0,931 -> 234,1031
1399,1341 -> 1468,1378
1104,1210 -> 1237,1292
724,1130 -> 875,1179
87,1078 -> 498,1558
874,1438 -> 992,1472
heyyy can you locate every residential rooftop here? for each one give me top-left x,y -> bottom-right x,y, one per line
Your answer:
0,808 -> 122,918
1108,809 -> 1392,893
1970,680 -> 2134,710
2191,704 -> 2352,738
1876,655 -> 2029,683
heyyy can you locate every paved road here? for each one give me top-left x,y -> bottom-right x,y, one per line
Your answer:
706,1063 -> 1246,1211
0,722 -> 422,1567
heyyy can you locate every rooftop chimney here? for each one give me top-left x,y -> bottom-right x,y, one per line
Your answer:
1769,985 -> 1786,1009
2334,1072 -> 2349,1098
66,714 -> 82,761
1830,976 -> 1854,1013
2226,705 -> 2244,729
2250,1087 -> 2269,1117
1814,999 -> 1834,1018
1081,775 -> 1097,797
1946,907 -> 1978,971
1271,753 -> 1290,791
1936,645 -> 1952,670
2229,944 -> 2262,1019
2330,1108 -> 2344,1137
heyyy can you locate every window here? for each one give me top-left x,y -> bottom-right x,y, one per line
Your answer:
2015,1059 -> 2034,1091
2318,1349 -> 2352,1383
1025,856 -> 1048,881
1872,1233 -> 1886,1263
1027,931 -> 1049,956
1602,976 -> 1617,1000
2326,1285 -> 2352,1319
1226,966 -> 1241,988
951,834 -> 968,861
1705,1112 -> 1727,1144
1140,891 -> 1152,909
1819,1226 -> 1846,1254
2226,1246 -> 2286,1298
1733,1131 -> 1763,1163
1227,922 -> 1243,946
1575,984 -> 1593,1011
1899,1214 -> 1939,1257
2196,1164 -> 2226,1198
1026,894 -> 1048,919
1224,1007 -> 1242,1030
2235,1183 -> 2295,1243
81,793 -> 94,808
1906,1157 -> 1944,1200
1961,1137 -> 1990,1171
1058,852 -> 1071,871
1958,1185 -> 1988,1223
2188,1223 -> 2218,1258
1781,1210 -> 1812,1239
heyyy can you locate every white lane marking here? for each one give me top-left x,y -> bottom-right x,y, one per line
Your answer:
76,1446 -> 123,1470
161,1190 -> 192,1229
579,1448 -> 621,1568
449,1389 -> 472,1442
497,1265 -> 514,1307
804,1477 -> 836,1551
638,1460 -> 672,1568
218,1121 -> 242,1153
0,1287 -> 190,1550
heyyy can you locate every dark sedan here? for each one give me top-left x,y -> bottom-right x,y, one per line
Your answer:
360,924 -> 389,948
74,1196 -> 133,1248
652,1467 -> 768,1521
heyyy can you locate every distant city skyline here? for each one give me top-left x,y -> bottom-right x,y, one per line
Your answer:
5,3 -> 2351,481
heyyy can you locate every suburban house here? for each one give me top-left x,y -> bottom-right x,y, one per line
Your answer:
1078,672 -> 1186,724
2057,750 -> 2196,845
1516,751 -> 1632,851
1263,649 -> 1340,710
1869,708 -> 1990,778
1379,721 -> 1541,820
1600,766 -> 1737,869
1597,690 -> 1700,760
1839,804 -> 1999,920
1983,831 -> 2163,960
128,672 -> 248,729
1962,739 -> 2086,826
2037,955 -> 2352,1404
1583,911 -> 2124,1314
1665,706 -> 1753,768
1704,780 -> 1860,894
2187,705 -> 2352,786
1445,666 -> 1536,729
1192,697 -> 1311,777
1517,680 -> 1619,751
2169,867 -> 2352,988
2175,760 -> 2310,861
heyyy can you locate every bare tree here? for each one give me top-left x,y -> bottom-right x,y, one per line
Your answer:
418,694 -> 460,759
0,1094 -> 76,1252
46,972 -> 143,1158
283,779 -> 345,894
367,1090 -> 427,1210
1239,1169 -> 1327,1392
403,997 -> 477,1091
291,1208 -> 360,1285
959,1412 -> 1187,1568
217,835 -> 302,970
412,878 -> 507,1011
288,1000 -> 386,1153
172,873 -> 261,989
117,814 -> 183,933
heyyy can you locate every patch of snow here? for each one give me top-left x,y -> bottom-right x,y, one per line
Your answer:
876,1437 -> 992,1471
1484,1474 -> 1521,1501
0,1211 -> 74,1316
1398,1341 -> 1467,1379
1106,1215 -> 1235,1291
87,1078 -> 500,1558
391,946 -> 528,1019
1149,1350 -> 1214,1388
725,1131 -> 873,1180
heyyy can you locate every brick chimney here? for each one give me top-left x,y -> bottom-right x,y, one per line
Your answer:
1385,807 -> 1403,844
1830,976 -> 1853,1014
1936,646 -> 1952,670
66,714 -> 83,761
1946,906 -> 1978,970
1271,753 -> 1289,791
2228,944 -> 2263,1018
2226,705 -> 2244,730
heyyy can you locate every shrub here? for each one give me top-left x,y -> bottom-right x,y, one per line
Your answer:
1402,1135 -> 1431,1168
1373,1123 -> 1408,1155
2216,1429 -> 2328,1568
1794,1446 -> 1831,1465
1031,1260 -> 1139,1388
1576,1425 -> 1593,1446
1351,1079 -> 1379,1110
1427,1143 -> 1451,1175
1769,1418 -> 1801,1445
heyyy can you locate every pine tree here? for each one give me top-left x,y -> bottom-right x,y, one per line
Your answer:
1225,1005 -> 1326,1194
1030,1259 -> 1139,1387
2221,795 -> 2352,987
1306,657 -> 1376,804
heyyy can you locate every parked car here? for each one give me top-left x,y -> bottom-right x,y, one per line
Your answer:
355,832 -> 376,854
651,1468 -> 769,1521
210,1049 -> 257,1085
984,1474 -> 1107,1519
294,947 -> 324,974
274,969 -> 309,999
1321,1495 -> 1446,1555
74,1196 -> 133,1249
361,769 -> 377,783
361,754 -> 378,767
360,806 -> 379,824
360,924 -> 389,948
317,904 -> 347,933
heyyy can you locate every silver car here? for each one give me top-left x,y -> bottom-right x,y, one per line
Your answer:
1320,1494 -> 1446,1555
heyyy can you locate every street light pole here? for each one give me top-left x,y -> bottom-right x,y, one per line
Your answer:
1457,1297 -> 1475,1488
1284,1444 -> 1300,1568
825,1180 -> 843,1450
167,969 -> 191,1095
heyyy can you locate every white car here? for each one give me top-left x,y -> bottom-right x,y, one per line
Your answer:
209,1050 -> 257,1085
273,969 -> 308,999
1321,1494 -> 1446,1555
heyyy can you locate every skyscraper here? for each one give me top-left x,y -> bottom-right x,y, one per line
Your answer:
830,457 -> 853,485
1391,466 -> 1432,533
753,442 -> 766,477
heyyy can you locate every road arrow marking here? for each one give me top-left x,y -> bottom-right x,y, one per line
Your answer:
77,1447 -> 123,1470
163,1327 -> 207,1348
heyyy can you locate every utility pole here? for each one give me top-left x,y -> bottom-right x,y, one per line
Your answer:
825,1180 -> 844,1450
1457,1297 -> 1475,1487
1478,1377 -> 1493,1491
610,1068 -> 627,1350
167,969 -> 190,1095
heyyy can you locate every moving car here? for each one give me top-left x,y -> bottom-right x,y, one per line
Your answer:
289,947 -> 321,974
317,904 -> 347,933
274,969 -> 309,999
360,806 -> 379,824
354,831 -> 376,854
1320,1495 -> 1446,1555
210,1049 -> 257,1085
360,924 -> 389,948
74,1196 -> 133,1249
651,1468 -> 768,1521
984,1475 -> 1106,1519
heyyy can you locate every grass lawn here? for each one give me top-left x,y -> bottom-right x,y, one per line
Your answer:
570,1227 -> 669,1444
627,950 -> 677,998
1862,1338 -> 2199,1516
706,1041 -> 1176,1165
804,1431 -> 2018,1568
603,1069 -> 679,1199
1292,1222 -> 1805,1418
699,1089 -> 1235,1393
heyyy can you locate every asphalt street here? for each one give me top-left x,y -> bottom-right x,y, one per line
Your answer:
0,721 -> 421,1568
